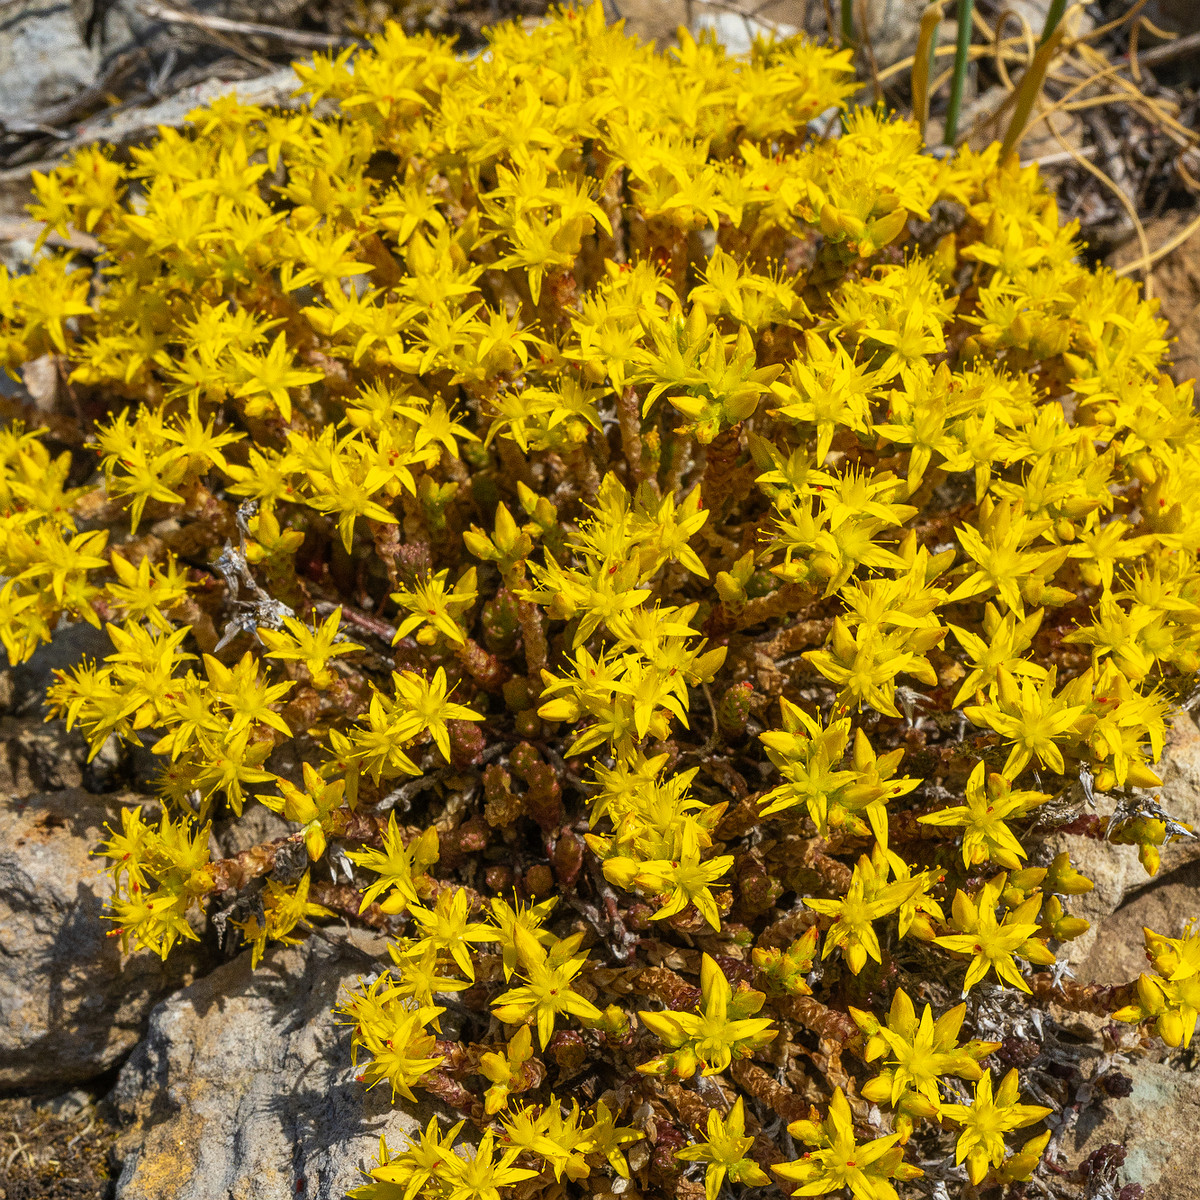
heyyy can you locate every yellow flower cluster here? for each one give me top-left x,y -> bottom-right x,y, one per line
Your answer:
2,3 -> 1197,1197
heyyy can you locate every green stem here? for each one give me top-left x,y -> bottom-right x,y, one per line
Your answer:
1040,0 -> 1067,44
943,0 -> 974,146
840,0 -> 855,45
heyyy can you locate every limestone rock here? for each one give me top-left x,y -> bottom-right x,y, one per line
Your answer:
0,0 -> 98,123
1063,783 -> 1200,1200
854,0 -> 927,67
1040,831 -> 1145,970
612,0 -> 690,46
3,621 -> 113,717
0,716 -> 87,796
1078,859 -> 1200,987
50,64 -> 302,156
1065,1060 -> 1200,1199
0,787 -> 209,1087
211,801 -> 293,859
615,0 -> 921,63
1146,0 -> 1200,35
989,0 -> 1091,39
1044,710 -> 1200,970
0,0 -> 313,125
112,933 -> 431,1200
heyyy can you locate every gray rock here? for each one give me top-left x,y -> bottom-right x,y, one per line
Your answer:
39,1086 -> 93,1119
211,801 -> 294,860
0,716 -> 87,796
855,0 -> 926,68
611,0 -> 690,47
986,0 -> 1092,39
1146,0 -> 1200,35
1064,1059 -> 1200,1199
112,933 -> 431,1200
65,63 -> 301,152
0,0 -> 98,123
0,787 -> 210,1087
1040,829 -> 1145,970
3,620 -> 113,717
0,60 -> 302,191
1043,710 -> 1200,970
0,0 -> 309,161
1078,858 -> 1200,987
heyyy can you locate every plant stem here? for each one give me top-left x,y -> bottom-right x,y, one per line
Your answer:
943,0 -> 974,146
999,24 -> 1068,161
913,1 -> 944,140
840,0 -> 855,45
1040,0 -> 1067,44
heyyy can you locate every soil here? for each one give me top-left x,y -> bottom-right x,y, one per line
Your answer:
0,1095 -> 117,1200
1113,207 -> 1200,386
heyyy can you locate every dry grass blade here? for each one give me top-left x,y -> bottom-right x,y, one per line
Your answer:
999,22 -> 1068,160
912,1 -> 946,139
1115,209 -> 1200,278
1122,28 -> 1200,69
135,0 -> 357,49
876,34 -> 1031,86
1042,103 -> 1154,298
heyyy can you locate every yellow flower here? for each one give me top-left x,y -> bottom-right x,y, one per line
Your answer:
638,953 -> 776,1078
805,852 -> 923,975
852,989 -> 999,1139
676,1096 -> 769,1200
478,1025 -> 537,1116
934,873 -> 1044,994
918,760 -> 1047,869
581,1099 -> 643,1179
258,606 -> 363,689
773,1087 -> 922,1200
491,926 -> 602,1049
939,1069 -> 1051,1186
392,567 -> 478,647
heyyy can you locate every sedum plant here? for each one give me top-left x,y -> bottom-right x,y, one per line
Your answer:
1,3 -> 1197,1197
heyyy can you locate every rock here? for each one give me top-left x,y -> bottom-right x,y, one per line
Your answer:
0,0 -> 98,123
40,63 -> 302,158
38,1087 -> 93,1120
1064,1059 -> 1200,1199
854,0 -> 927,67
1155,707 -> 1200,859
0,0 -> 312,125
1040,830 -> 1146,970
693,10 -> 798,56
1066,718 -> 1200,984
1065,819 -> 1200,1200
614,0 -> 690,46
0,716 -> 87,795
990,0 -> 1091,39
1078,858 -> 1200,986
211,799 -> 293,858
3,620 -> 113,717
616,0 -> 920,63
1044,711 -> 1200,970
959,82 -> 1084,162
112,932 -> 433,1200
20,353 -> 62,413
0,787 -> 210,1087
